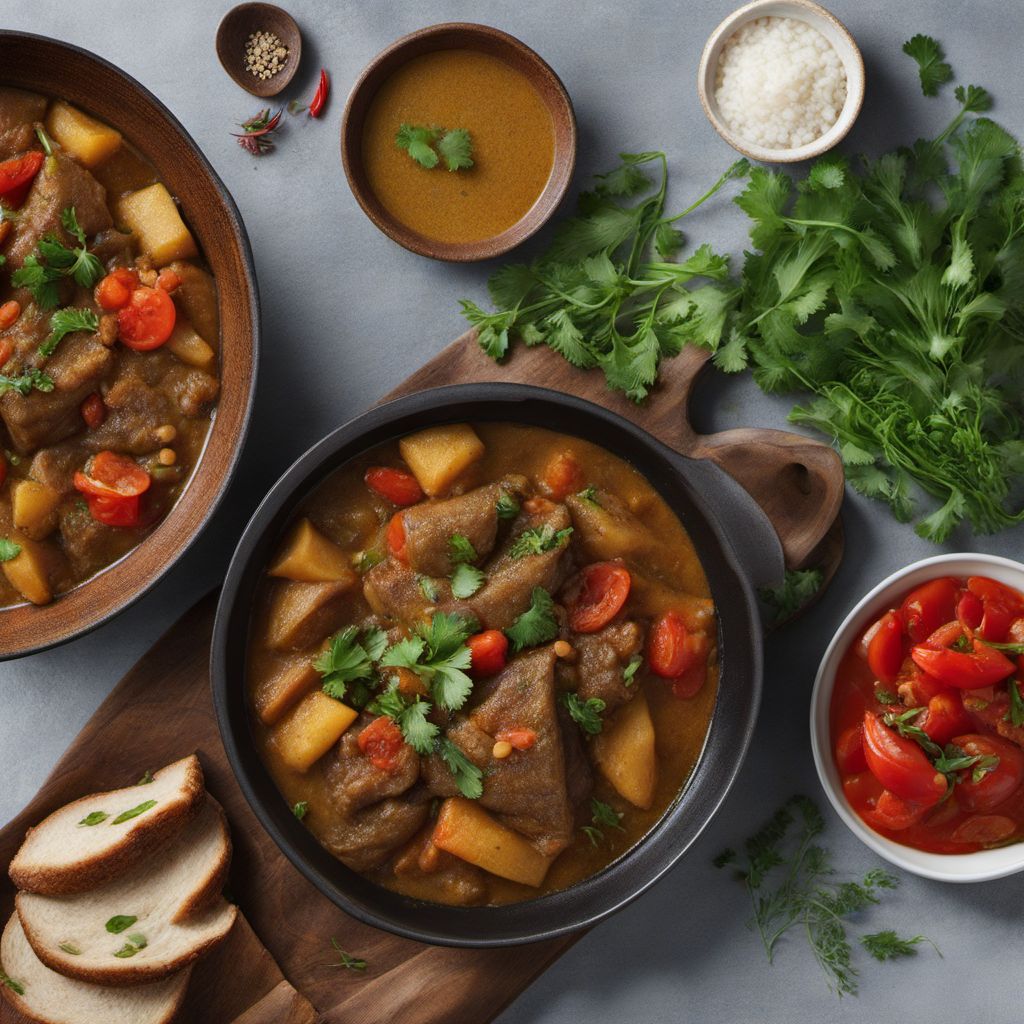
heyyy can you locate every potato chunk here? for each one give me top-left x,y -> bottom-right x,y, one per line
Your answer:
166,320 -> 216,371
266,579 -> 355,651
592,691 -> 657,809
117,183 -> 198,266
45,101 -> 122,168
256,660 -> 320,725
169,261 -> 219,342
1,532 -> 52,606
399,424 -> 484,497
11,480 -> 62,540
273,691 -> 357,771
268,518 -> 355,583
432,798 -> 552,887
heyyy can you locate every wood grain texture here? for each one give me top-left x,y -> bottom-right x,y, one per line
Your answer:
386,329 -> 845,575
0,36 -> 258,659
0,595 -> 571,1024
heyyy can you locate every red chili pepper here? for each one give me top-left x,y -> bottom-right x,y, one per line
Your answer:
308,68 -> 329,118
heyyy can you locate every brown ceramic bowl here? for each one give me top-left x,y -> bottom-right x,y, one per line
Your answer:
0,32 -> 259,660
216,3 -> 302,99
341,23 -> 577,262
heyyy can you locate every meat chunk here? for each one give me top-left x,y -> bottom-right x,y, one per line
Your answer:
325,713 -> 420,816
82,375 -> 173,454
566,489 -> 659,565
566,621 -> 645,713
392,825 -> 487,905
362,557 -> 474,628
558,704 -> 594,814
0,331 -> 114,453
0,123 -> 37,161
266,579 -> 356,651
423,646 -> 574,856
4,151 -> 112,269
321,793 -> 430,873
467,500 -> 573,631
0,88 -> 47,134
400,476 -> 526,577
27,442 -> 82,495
163,363 -> 219,418
57,499 -> 124,578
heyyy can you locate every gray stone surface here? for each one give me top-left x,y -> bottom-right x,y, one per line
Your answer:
1,1 -> 1021,1021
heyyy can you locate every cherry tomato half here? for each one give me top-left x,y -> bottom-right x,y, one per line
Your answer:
358,716 -> 406,773
467,630 -> 508,677
900,577 -> 958,643
82,492 -> 141,528
646,608 -> 709,679
966,576 -> 1024,643
952,733 -> 1024,812
386,512 -> 408,564
364,466 -> 424,506
867,610 -> 905,683
835,724 -> 868,775
911,640 -> 1015,690
569,562 -> 631,634
919,690 -> 973,748
542,450 -> 584,501
864,789 -> 928,832
0,150 -> 43,207
95,268 -> 139,311
862,711 -> 946,806
74,450 -> 151,498
117,286 -> 176,351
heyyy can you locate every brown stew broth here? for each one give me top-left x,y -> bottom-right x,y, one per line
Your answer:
247,424 -> 717,906
361,50 -> 555,244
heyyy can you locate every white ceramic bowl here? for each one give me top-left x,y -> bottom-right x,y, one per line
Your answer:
810,552 -> 1024,883
697,0 -> 865,163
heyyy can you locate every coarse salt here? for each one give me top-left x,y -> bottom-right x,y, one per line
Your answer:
714,16 -> 847,151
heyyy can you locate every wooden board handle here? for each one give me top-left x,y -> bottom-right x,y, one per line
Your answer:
386,333 -> 846,571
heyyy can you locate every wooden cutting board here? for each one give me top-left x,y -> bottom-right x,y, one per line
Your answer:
0,332 -> 846,1024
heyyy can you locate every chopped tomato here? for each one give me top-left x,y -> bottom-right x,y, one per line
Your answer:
866,610 -> 905,683
358,716 -> 406,773
966,577 -> 1024,643
0,299 -> 21,331
496,728 -> 537,751
569,562 -> 631,633
74,450 -> 151,498
864,790 -> 928,831
0,337 -> 13,368
364,466 -> 424,506
950,815 -> 1017,845
83,492 -> 141,527
900,577 -> 958,642
542,450 -> 583,501
835,724 -> 867,775
918,691 -> 973,747
968,577 -> 1024,615
952,734 -> 1024,812
95,268 -> 138,311
467,630 -> 508,677
648,608 -> 707,678
862,712 -> 946,806
671,658 -> 708,699
911,638 -> 1015,690
117,286 -> 176,350
386,512 -> 407,564
80,392 -> 106,429
957,590 -> 984,630
0,150 -> 43,207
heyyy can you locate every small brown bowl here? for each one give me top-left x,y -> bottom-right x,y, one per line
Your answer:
216,3 -> 301,98
0,33 -> 259,659
341,23 -> 577,262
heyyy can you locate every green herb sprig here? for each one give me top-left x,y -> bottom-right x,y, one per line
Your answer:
396,124 -> 474,171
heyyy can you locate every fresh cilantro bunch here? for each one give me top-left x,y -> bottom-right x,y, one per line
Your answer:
461,152 -> 748,401
698,41 -> 1024,541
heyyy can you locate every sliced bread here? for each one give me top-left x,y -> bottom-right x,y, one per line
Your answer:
0,912 -> 190,1024
10,755 -> 205,896
17,799 -> 237,987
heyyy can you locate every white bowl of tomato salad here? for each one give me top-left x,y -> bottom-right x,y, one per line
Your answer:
810,553 -> 1024,882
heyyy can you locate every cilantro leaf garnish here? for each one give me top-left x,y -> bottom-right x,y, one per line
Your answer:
1005,680 -> 1024,727
438,737 -> 483,799
902,35 -> 953,96
0,538 -> 21,563
496,492 -> 520,519
367,684 -> 440,756
562,692 -> 606,734
0,368 -> 54,397
396,125 -> 474,172
581,796 -> 625,845
448,533 -> 477,565
508,524 -> 573,559
315,626 -> 385,702
380,612 -> 476,711
419,575 -> 440,602
39,307 -> 99,359
575,485 -> 601,506
292,801 -> 308,820
11,205 -> 103,307
622,654 -> 642,686
451,561 -> 485,599
437,128 -> 474,171
505,587 -> 559,651
105,915 -> 138,935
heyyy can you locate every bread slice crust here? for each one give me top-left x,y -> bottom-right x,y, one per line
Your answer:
0,913 -> 190,1024
10,755 -> 206,896
16,800 -> 236,987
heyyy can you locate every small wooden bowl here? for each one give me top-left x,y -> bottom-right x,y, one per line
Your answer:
341,23 -> 577,262
697,0 -> 865,163
216,3 -> 301,98
0,33 -> 259,659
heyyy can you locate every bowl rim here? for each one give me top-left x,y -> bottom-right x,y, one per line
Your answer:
211,382 -> 766,945
0,31 -> 260,659
340,21 -> 577,262
697,0 -> 866,164
809,551 -> 1024,882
